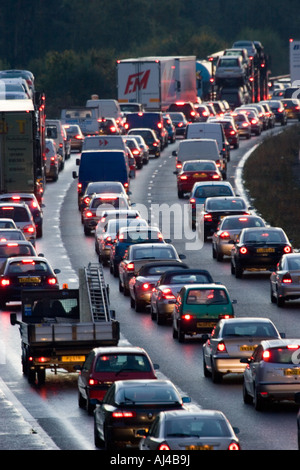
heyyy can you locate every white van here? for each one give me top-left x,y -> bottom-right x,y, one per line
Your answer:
173,139 -> 227,178
185,122 -> 230,161
86,98 -> 123,125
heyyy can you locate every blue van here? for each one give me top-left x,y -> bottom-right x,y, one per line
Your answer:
72,150 -> 130,205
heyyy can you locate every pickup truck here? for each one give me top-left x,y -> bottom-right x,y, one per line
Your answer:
10,265 -> 119,385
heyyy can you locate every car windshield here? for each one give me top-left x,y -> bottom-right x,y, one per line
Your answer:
221,217 -> 265,230
116,385 -> 180,404
222,322 -> 277,337
194,186 -> 233,198
186,288 -> 228,305
243,230 -> 286,243
165,417 -> 231,437
183,161 -> 216,171
265,346 -> 300,364
206,199 -> 246,211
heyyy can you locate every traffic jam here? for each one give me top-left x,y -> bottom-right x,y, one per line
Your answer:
1,38 -> 300,452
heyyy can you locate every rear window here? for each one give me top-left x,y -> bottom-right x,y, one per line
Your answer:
222,217 -> 265,230
7,260 -> 49,274
95,353 -> 152,373
206,199 -> 246,211
165,417 -> 231,438
126,113 -> 161,128
115,385 -> 179,404
194,186 -> 233,198
186,288 -> 228,305
0,207 -> 30,222
183,161 -> 216,171
222,322 -> 277,338
0,243 -> 34,257
133,247 -> 176,259
46,126 -> 58,139
169,273 -> 210,284
264,346 -> 300,364
243,230 -> 286,243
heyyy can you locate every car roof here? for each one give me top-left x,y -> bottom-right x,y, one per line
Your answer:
193,181 -> 233,188
161,410 -> 225,420
92,346 -> 149,356
260,338 -> 300,349
115,379 -> 174,388
5,255 -> 49,264
219,317 -> 274,325
130,242 -> 173,249
183,283 -> 226,291
241,226 -> 283,232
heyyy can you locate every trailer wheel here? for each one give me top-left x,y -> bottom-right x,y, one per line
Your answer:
28,368 -> 36,384
37,369 -> 46,386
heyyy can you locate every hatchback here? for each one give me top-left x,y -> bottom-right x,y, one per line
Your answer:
78,346 -> 159,414
270,253 -> 300,307
0,194 -> 43,238
177,160 -> 222,198
82,193 -> 130,235
172,284 -> 236,342
0,256 -> 60,308
168,112 -> 188,137
0,203 -> 36,245
127,128 -> 161,157
93,379 -> 191,449
242,339 -> 300,410
167,102 -> 200,123
0,240 -> 37,270
138,409 -> 240,451
63,124 -> 85,152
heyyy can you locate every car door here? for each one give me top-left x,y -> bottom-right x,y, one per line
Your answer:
78,350 -> 95,399
246,345 -> 263,396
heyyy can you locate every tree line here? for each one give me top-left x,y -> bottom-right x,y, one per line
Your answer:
0,0 -> 298,117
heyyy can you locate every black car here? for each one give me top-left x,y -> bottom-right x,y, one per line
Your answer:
0,256 -> 60,308
127,128 -> 161,157
230,227 -> 293,278
167,112 -> 188,137
167,102 -> 200,123
267,100 -> 288,125
93,379 -> 191,450
200,196 -> 251,241
124,112 -> 165,147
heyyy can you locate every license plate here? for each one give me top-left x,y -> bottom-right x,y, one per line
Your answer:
197,322 -> 216,328
186,445 -> 213,450
62,355 -> 85,363
240,345 -> 256,351
19,277 -> 41,283
193,173 -> 207,178
256,248 -> 275,253
284,368 -> 300,376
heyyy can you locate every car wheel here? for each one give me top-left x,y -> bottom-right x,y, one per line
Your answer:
37,368 -> 46,386
84,226 -> 91,236
178,326 -> 185,343
135,299 -> 144,312
212,244 -> 217,259
178,190 -> 184,199
216,249 -> 223,262
78,391 -> 86,409
94,421 -> 105,448
254,386 -> 265,411
130,296 -> 135,308
211,362 -> 223,383
118,278 -> 123,293
243,382 -> 253,404
157,310 -> 166,325
270,286 -> 276,304
150,305 -> 156,321
235,263 -> 243,279
231,260 -> 235,275
172,323 -> 178,339
277,294 -> 285,308
203,355 -> 211,378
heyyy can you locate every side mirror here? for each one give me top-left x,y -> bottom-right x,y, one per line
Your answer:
76,158 -> 80,165
232,299 -> 237,304
153,363 -> 159,370
179,254 -> 186,260
172,150 -> 177,156
10,313 -> 19,326
182,396 -> 191,403
240,357 -> 250,364
54,269 -> 61,274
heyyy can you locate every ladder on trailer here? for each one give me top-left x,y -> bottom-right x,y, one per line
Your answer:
85,263 -> 110,322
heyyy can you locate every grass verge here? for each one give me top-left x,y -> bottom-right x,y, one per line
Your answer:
243,123 -> 300,247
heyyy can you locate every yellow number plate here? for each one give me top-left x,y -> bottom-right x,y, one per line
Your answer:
62,355 -> 85,363
186,445 -> 213,450
197,322 -> 216,328
193,173 -> 207,178
240,345 -> 256,351
256,248 -> 275,253
284,368 -> 300,376
19,277 -> 41,283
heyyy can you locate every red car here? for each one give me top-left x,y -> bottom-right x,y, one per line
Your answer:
177,160 -> 222,198
77,346 -> 159,413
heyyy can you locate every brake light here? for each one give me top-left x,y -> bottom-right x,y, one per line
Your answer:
89,378 -> 99,386
37,357 -> 50,363
282,273 -> 292,284
47,277 -> 57,285
176,163 -> 182,169
112,411 -> 136,418
228,442 -> 240,450
204,213 -> 212,221
242,122 -> 249,127
180,175 -> 188,180
77,183 -> 82,191
127,262 -> 135,271
189,198 -> 196,206
212,173 -> 220,179
287,344 -> 300,349
142,283 -> 150,290
24,225 -> 35,233
278,108 -> 283,113
11,196 -> 21,201
182,314 -> 192,320
85,211 -> 93,218
157,122 -> 162,129
177,122 -> 184,128
158,442 -> 171,450
240,247 -> 248,254
110,126 -> 117,133
262,350 -> 271,361
251,119 -> 258,124
220,231 -> 230,239
75,134 -> 83,140
217,341 -> 227,352
0,279 -> 10,286
83,197 -> 90,205
161,288 -> 176,300
230,130 -> 236,135
283,245 -> 292,254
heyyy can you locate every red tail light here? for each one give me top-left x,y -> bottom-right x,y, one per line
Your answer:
127,262 -> 135,271
24,225 -> 35,233
283,245 -> 292,254
142,283 -> 150,290
204,213 -> 212,221
112,411 -> 136,418
85,211 -> 93,218
180,175 -> 188,180
161,288 -> 176,300
239,247 -> 248,254
262,350 -> 271,361
189,198 -> 196,206
217,341 -> 227,352
89,378 -> 99,386
228,442 -> 240,450
220,231 -> 230,239
47,277 -> 57,285
212,174 -> 220,179
158,442 -> 171,450
182,314 -> 193,320
282,273 -> 292,284
251,119 -> 258,124
0,279 -> 10,286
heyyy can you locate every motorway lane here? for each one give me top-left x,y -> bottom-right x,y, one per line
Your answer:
0,124 -> 299,450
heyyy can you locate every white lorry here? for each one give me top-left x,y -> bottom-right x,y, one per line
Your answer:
117,56 -> 197,111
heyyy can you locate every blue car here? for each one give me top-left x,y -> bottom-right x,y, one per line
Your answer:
189,182 -> 235,229
163,114 -> 176,143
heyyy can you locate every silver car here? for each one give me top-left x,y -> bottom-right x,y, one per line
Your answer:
270,253 -> 300,307
242,338 -> 300,410
129,261 -> 189,313
211,214 -> 266,261
203,317 -> 282,383
138,409 -> 240,451
150,268 -> 214,325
